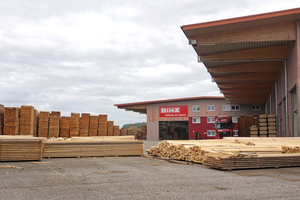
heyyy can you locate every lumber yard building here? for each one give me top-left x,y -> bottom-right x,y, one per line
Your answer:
116,7 -> 300,139
115,96 -> 264,140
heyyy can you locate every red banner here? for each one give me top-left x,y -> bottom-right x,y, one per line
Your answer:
159,106 -> 188,117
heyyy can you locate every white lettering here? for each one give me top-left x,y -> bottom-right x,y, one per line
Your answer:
161,107 -> 181,113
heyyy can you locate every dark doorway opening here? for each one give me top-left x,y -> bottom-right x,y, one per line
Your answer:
159,121 -> 189,140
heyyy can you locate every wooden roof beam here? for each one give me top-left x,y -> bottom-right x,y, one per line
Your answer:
190,22 -> 296,44
218,82 -> 275,89
221,87 -> 272,94
201,44 -> 287,61
213,72 -> 278,82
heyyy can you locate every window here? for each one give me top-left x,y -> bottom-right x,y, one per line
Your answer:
222,105 -> 231,111
192,117 -> 200,123
231,104 -> 240,111
233,130 -> 238,136
207,117 -> 215,123
207,130 -> 216,137
207,105 -> 215,111
232,117 -> 238,123
251,104 -> 261,110
192,105 -> 200,112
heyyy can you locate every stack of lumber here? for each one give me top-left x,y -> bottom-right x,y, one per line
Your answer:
238,116 -> 258,137
3,107 -> 19,135
89,115 -> 98,136
33,109 -> 38,137
113,125 -> 120,136
70,113 -> 80,137
98,115 -> 107,136
258,114 -> 277,137
48,111 -> 60,138
107,121 -> 114,136
130,126 -> 138,138
120,128 -> 125,136
237,117 -> 246,137
80,113 -> 90,137
148,137 -> 300,170
0,136 -> 43,161
139,126 -> 147,140
60,117 -> 70,138
38,111 -> 50,137
0,104 -> 4,135
19,106 -> 35,135
249,126 -> 259,137
43,136 -> 144,158
127,129 -> 133,136
267,114 -> 277,137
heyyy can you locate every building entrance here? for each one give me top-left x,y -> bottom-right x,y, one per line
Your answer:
159,121 -> 188,140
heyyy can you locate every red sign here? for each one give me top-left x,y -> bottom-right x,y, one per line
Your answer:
159,106 -> 188,117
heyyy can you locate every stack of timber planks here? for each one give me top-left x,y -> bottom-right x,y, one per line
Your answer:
0,104 -> 4,135
0,136 -> 43,161
149,137 -> 300,170
70,113 -> 80,137
3,107 -> 19,135
60,117 -> 70,138
33,109 -> 38,137
267,114 -> 277,137
113,125 -> 120,136
130,126 -> 138,138
107,121 -> 114,136
249,126 -> 259,137
136,126 -> 147,140
38,111 -> 50,138
43,136 -> 144,158
89,115 -> 98,136
80,113 -> 90,137
19,106 -> 35,135
48,111 -> 60,138
258,114 -> 277,137
98,115 -> 107,136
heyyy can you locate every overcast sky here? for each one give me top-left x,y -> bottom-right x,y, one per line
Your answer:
1,0 -> 300,127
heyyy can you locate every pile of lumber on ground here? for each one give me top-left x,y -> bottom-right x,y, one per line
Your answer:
0,136 -> 43,161
0,104 -> 4,135
43,136 -> 144,158
149,137 -> 300,170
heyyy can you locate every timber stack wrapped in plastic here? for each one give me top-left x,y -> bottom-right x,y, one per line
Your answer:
70,113 -> 80,137
80,113 -> 90,137
89,115 -> 98,136
3,107 -> 20,135
19,105 -> 35,135
113,125 -> 120,136
48,111 -> 60,138
0,104 -> 4,135
107,121 -> 114,136
38,111 -> 50,137
60,117 -> 70,138
98,114 -> 107,136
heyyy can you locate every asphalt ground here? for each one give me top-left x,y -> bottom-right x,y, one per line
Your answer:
0,140 -> 299,200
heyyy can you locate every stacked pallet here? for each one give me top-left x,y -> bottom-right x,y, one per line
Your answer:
98,115 -> 107,136
0,104 -> 4,135
258,114 -> 277,137
141,126 -> 147,140
113,125 -> 120,136
80,113 -> 90,137
43,136 -> 144,158
89,115 -> 98,136
0,136 -> 43,161
38,111 -> 50,137
3,107 -> 19,135
267,114 -> 277,137
148,137 -> 300,170
70,113 -> 80,137
60,117 -> 70,138
33,109 -> 38,137
107,121 -> 114,136
127,129 -> 133,135
19,106 -> 35,135
249,126 -> 259,137
48,111 -> 60,138
130,126 -> 138,137
238,116 -> 258,137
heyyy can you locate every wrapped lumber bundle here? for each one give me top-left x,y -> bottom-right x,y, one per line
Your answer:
70,113 -> 80,137
0,136 -> 43,161
33,109 -> 38,137
113,125 -> 120,136
245,116 -> 255,137
48,111 -> 60,138
43,137 -> 144,158
60,117 -> 70,138
80,113 -> 90,137
98,115 -> 107,136
107,121 -> 114,136
19,105 -> 35,135
237,117 -> 246,137
3,107 -> 20,135
38,111 -> 50,137
0,104 -> 4,135
89,115 -> 98,136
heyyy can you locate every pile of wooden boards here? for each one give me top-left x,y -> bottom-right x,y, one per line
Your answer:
43,136 -> 144,158
250,114 -> 277,137
3,107 -> 20,135
19,106 -> 35,135
136,126 -> 147,140
238,116 -> 258,137
0,136 -> 43,161
148,137 -> 300,170
0,104 -> 3,135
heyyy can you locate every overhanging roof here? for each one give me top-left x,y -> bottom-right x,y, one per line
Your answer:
182,7 -> 300,104
114,96 -> 225,114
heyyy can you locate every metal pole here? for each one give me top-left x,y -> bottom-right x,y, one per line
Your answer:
284,60 -> 288,137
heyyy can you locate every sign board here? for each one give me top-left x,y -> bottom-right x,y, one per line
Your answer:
159,106 -> 188,117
